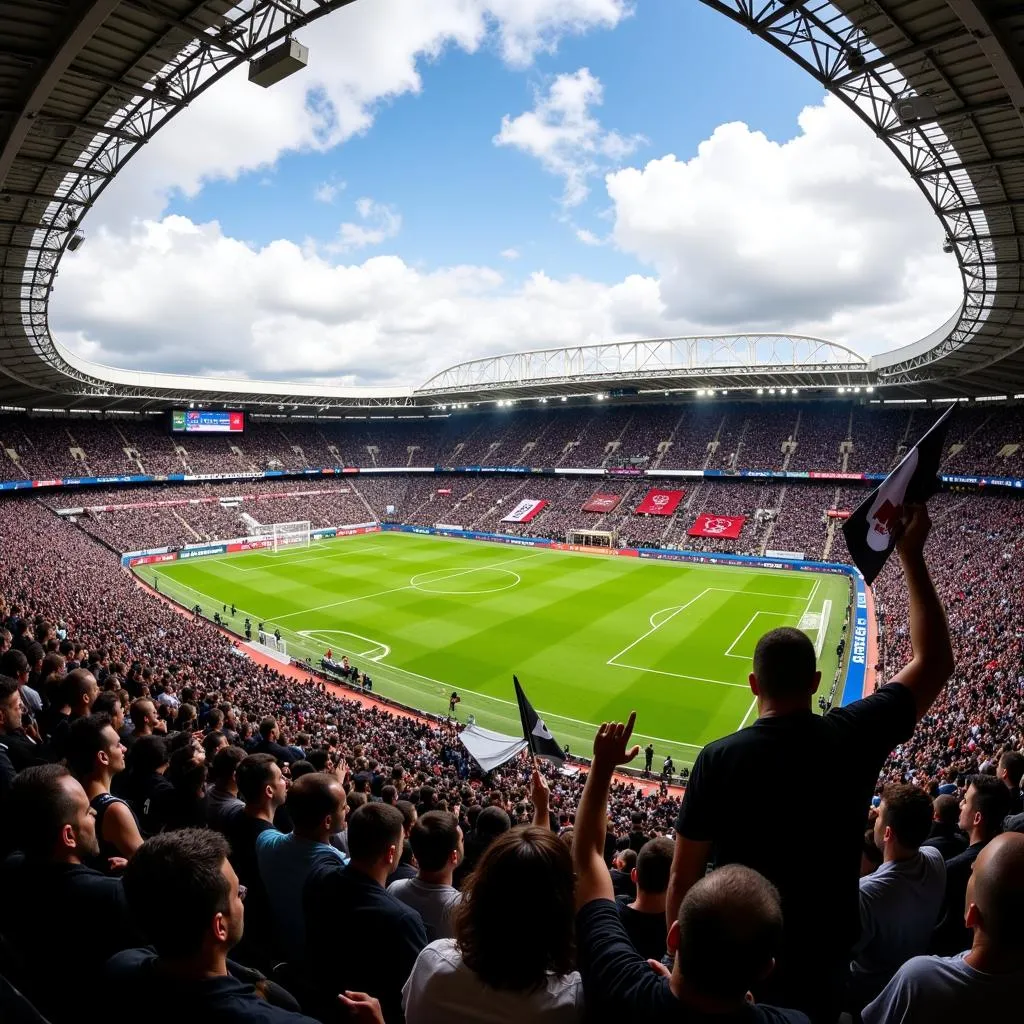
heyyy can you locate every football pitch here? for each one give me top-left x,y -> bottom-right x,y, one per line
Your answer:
140,533 -> 850,766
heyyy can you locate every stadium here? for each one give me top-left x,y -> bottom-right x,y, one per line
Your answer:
0,2 -> 1023,1023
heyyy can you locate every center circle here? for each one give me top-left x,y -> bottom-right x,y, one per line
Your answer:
409,567 -> 521,595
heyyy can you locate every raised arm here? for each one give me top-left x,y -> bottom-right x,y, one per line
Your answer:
889,505 -> 954,720
530,764 -> 551,830
573,713 -> 640,909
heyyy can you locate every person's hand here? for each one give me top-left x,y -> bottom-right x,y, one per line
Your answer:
646,958 -> 670,978
107,857 -> 128,872
531,764 -> 550,812
897,503 -> 931,559
592,712 -> 641,770
338,991 -> 385,1023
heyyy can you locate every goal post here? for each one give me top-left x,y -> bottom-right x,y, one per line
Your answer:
567,528 -> 616,548
271,520 -> 311,553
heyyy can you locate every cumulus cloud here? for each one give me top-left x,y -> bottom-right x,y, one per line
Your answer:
88,0 -> 632,229
494,67 -> 643,206
500,248 -> 521,260
575,228 -> 602,246
329,198 -> 402,252
53,96 -> 962,386
605,94 -> 957,343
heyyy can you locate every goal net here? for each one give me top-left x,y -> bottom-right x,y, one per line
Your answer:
271,520 -> 311,553
567,528 -> 616,548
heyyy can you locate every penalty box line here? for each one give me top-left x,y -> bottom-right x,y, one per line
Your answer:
606,588 -> 746,691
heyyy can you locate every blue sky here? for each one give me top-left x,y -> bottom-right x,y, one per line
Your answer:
59,0 -> 955,383
165,2 -> 822,284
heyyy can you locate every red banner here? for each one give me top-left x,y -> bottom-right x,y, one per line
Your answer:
827,509 -> 852,519
582,492 -> 622,513
634,489 -> 685,516
687,513 -> 747,539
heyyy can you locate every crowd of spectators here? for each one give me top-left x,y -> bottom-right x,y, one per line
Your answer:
3,401 -> 1021,481
2,408 -> 1024,1021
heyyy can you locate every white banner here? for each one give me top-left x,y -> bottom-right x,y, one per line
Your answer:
766,549 -> 806,560
500,498 -> 547,523
459,724 -> 527,772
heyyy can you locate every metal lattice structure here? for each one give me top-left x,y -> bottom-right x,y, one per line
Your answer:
1,1 -> 1024,409
418,335 -> 870,397
701,0 -> 1024,395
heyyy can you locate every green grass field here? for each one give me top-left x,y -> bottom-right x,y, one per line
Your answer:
140,532 -> 850,766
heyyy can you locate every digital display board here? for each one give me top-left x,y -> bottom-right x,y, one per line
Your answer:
171,410 -> 245,434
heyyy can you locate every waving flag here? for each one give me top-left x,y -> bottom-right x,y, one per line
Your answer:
842,405 -> 953,584
513,675 -> 564,764
688,513 -> 746,539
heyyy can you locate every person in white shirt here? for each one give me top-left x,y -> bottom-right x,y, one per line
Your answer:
849,784 -> 947,1009
388,810 -> 463,941
403,822 -> 583,1023
863,831 -> 1024,1024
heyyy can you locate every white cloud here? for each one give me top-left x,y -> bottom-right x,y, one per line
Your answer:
53,96 -> 962,386
575,228 -> 602,246
314,180 -> 345,204
500,248 -> 520,260
330,199 -> 402,252
88,0 -> 632,229
494,67 -> 643,206
605,94 -> 958,343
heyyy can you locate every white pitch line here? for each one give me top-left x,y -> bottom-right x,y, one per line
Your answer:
611,663 -> 749,689
708,587 -> 814,600
723,610 -> 796,658
350,660 -> 708,749
739,697 -> 758,728
275,551 -> 543,622
606,589 -> 712,666
229,544 -> 387,571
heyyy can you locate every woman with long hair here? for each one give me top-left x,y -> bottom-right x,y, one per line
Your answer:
403,825 -> 583,1023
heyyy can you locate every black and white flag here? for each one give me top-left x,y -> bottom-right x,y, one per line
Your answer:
842,404 -> 953,585
513,675 -> 564,764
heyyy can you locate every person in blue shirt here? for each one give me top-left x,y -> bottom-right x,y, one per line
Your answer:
256,771 -> 348,962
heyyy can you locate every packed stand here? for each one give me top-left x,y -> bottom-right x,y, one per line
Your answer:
1,485 -> 1024,1023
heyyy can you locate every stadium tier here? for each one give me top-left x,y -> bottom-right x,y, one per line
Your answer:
0,401 -> 1022,482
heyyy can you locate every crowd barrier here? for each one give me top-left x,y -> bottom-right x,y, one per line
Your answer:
379,523 -> 873,708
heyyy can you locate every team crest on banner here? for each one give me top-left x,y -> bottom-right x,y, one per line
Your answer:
688,513 -> 747,539
634,488 -> 685,516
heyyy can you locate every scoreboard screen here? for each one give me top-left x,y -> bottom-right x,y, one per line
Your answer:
171,410 -> 245,434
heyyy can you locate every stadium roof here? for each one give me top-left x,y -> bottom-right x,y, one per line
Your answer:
1,0 -> 1023,412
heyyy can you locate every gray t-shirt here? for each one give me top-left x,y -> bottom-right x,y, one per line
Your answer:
863,953 -> 1023,1024
388,877 -> 462,941
850,846 -> 946,1005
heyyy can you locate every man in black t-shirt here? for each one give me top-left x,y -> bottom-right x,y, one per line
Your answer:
252,717 -> 298,765
572,715 -> 807,1024
111,829 -> 319,1024
0,765 -> 137,1022
667,506 -> 953,1023
304,803 -> 427,1022
617,836 -> 673,962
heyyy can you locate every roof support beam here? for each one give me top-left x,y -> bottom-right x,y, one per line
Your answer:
0,0 -> 123,192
